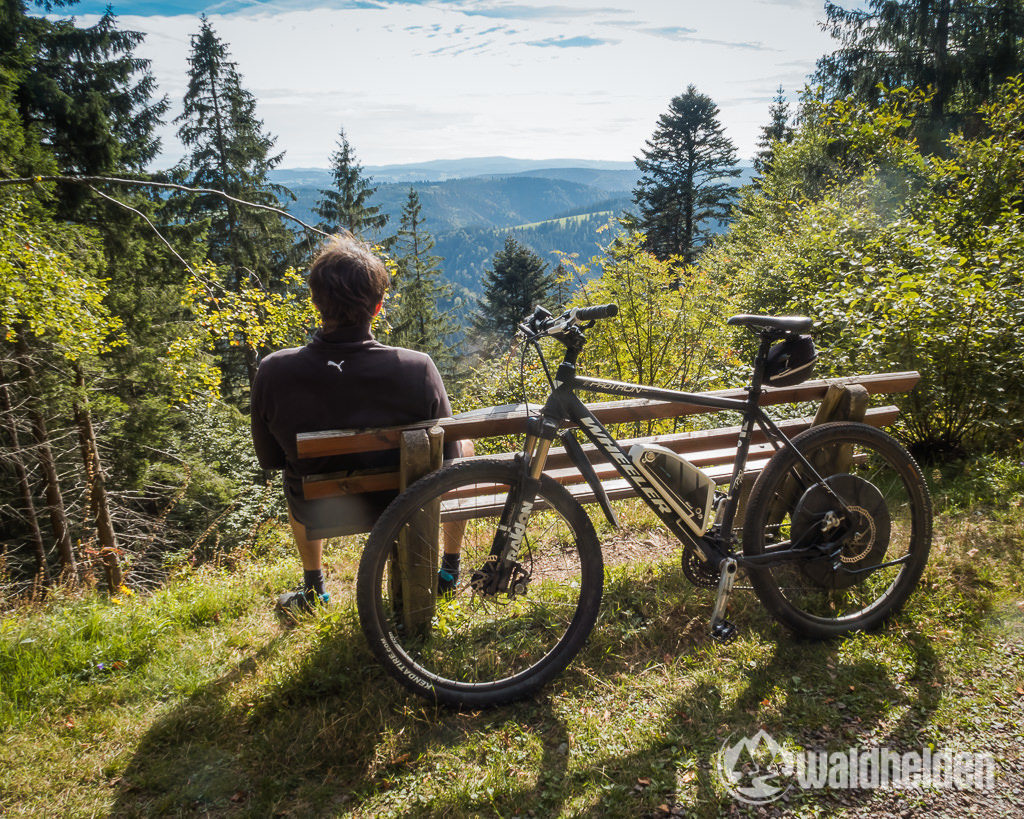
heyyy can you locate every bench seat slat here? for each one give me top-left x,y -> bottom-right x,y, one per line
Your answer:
437,452 -> 868,522
435,461 -> 772,521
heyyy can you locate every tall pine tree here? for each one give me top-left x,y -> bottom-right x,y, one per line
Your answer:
475,236 -> 555,342
313,127 -> 389,241
754,86 -> 793,178
633,86 -> 740,262
389,187 -> 458,374
175,15 -> 292,288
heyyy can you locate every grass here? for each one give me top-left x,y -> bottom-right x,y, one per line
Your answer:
1,458 -> 1023,817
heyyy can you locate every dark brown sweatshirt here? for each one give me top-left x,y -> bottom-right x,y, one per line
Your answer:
250,325 -> 453,535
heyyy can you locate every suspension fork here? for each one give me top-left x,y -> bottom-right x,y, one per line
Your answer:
491,414 -> 558,560
478,415 -> 559,594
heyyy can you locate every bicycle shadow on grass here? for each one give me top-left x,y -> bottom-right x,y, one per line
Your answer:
538,593 -> 943,817
109,605 -> 572,817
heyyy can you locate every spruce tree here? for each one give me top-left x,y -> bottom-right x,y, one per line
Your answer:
175,15 -> 292,287
6,6 -> 167,176
754,86 -> 793,178
815,0 -> 1024,146
475,236 -> 555,342
390,187 -> 458,373
313,127 -> 389,241
633,86 -> 740,262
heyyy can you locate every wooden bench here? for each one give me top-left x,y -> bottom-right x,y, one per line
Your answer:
296,371 -> 919,528
296,371 -> 917,632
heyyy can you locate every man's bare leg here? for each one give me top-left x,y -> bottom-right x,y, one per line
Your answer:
288,509 -> 323,570
442,520 -> 466,555
277,510 -> 328,613
439,440 -> 473,593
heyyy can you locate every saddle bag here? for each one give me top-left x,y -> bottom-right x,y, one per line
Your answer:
764,334 -> 817,387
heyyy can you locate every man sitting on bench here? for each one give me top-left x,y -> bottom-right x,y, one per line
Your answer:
251,234 -> 464,615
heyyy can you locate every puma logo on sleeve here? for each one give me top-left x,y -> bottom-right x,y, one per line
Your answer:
326,360 -> 344,374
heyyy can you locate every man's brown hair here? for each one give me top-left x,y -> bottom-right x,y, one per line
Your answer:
308,234 -> 389,328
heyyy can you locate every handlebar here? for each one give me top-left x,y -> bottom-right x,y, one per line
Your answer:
520,303 -> 620,340
575,303 -> 619,321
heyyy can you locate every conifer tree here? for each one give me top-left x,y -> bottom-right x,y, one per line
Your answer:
475,236 -> 555,342
390,187 -> 458,373
4,6 -> 167,177
313,127 -> 389,241
815,0 -> 1024,146
633,86 -> 740,262
754,86 -> 793,178
175,15 -> 292,287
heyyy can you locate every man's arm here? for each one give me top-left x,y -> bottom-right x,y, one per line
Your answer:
251,361 -> 287,470
423,358 -> 462,461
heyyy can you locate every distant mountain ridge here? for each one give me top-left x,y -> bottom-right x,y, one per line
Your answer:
283,173 -> 635,235
270,156 -> 636,186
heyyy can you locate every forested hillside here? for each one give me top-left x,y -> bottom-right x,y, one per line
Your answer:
277,162 -> 753,304
276,166 -> 636,303
286,173 -> 626,234
435,210 -> 621,297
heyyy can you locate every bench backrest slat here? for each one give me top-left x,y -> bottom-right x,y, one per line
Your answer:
301,405 -> 901,501
296,372 -> 919,460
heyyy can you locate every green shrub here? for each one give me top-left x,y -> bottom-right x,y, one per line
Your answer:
708,81 -> 1024,456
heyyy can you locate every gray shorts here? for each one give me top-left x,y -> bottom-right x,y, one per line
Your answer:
284,481 -> 397,539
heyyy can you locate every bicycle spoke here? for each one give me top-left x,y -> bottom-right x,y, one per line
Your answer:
742,423 -> 931,637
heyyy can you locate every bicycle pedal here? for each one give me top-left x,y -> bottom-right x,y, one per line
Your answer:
709,619 -> 738,644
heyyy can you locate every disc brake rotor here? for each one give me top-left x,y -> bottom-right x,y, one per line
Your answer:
791,473 -> 891,590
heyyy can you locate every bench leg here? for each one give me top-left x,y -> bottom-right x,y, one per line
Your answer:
396,426 -> 444,635
760,383 -> 871,530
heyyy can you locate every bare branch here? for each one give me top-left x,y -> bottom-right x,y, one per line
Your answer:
88,186 -> 200,278
0,173 -> 329,238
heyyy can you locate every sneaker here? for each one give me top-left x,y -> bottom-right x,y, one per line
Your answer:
275,588 -> 330,616
437,568 -> 458,600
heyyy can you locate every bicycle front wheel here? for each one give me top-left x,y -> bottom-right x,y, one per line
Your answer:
743,422 -> 932,639
356,459 -> 603,708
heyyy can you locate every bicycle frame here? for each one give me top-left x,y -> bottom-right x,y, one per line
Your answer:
510,330 -> 843,573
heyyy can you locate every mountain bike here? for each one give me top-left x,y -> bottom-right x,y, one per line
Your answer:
356,304 -> 932,707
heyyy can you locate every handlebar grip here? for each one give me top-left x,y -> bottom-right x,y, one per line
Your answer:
576,303 -> 619,321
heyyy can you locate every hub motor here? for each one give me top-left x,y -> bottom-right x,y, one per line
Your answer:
791,474 -> 891,589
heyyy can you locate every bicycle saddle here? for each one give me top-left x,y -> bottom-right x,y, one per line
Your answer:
727,314 -> 812,334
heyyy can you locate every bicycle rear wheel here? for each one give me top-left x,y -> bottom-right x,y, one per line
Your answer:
742,422 -> 932,639
356,459 -> 603,707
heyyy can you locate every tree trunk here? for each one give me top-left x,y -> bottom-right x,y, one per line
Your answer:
244,343 -> 259,389
931,0 -> 952,125
0,365 -> 50,585
72,363 -> 121,590
15,342 -> 79,584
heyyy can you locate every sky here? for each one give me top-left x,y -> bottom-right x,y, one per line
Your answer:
68,0 -> 838,168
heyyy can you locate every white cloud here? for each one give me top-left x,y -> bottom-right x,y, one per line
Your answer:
90,0 -> 833,166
